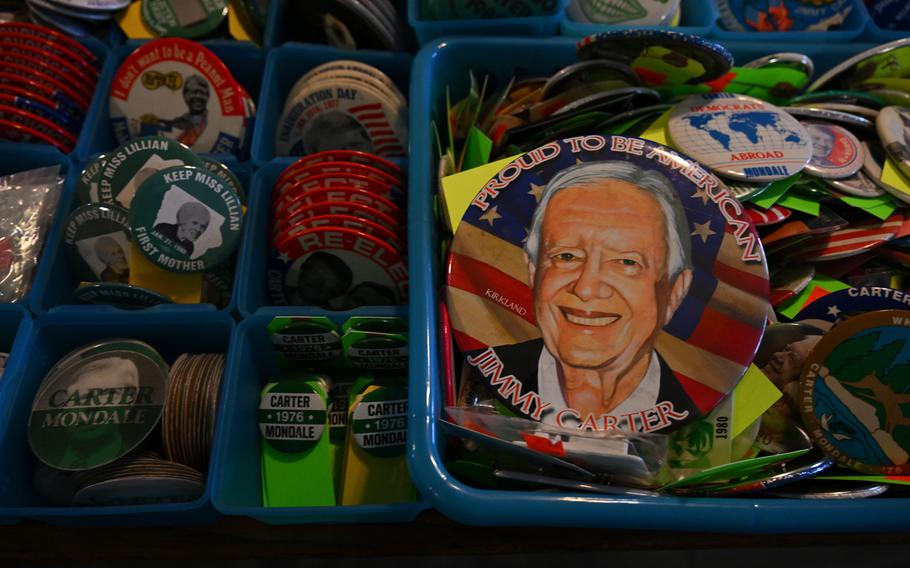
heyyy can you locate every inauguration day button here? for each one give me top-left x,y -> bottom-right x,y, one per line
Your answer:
668,93 -> 812,182
98,136 -> 203,209
446,135 -> 770,433
28,349 -> 167,471
129,166 -> 243,273
63,203 -> 132,284
800,310 -> 910,475
109,38 -> 246,156
259,379 -> 327,454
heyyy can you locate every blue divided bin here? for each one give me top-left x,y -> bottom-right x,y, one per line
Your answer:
29,159 -> 252,316
406,37 -> 910,532
0,143 -> 74,312
0,303 -> 32,525
250,44 -> 412,167
0,310 -> 234,526
710,0 -> 866,42
559,0 -> 714,38
409,0 -> 569,46
234,162 -> 406,318
73,40 -> 266,164
856,1 -> 910,43
210,310 -> 429,524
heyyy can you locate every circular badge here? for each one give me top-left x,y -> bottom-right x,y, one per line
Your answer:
668,93 -> 812,181
269,319 -> 342,363
288,149 -> 405,181
808,38 -> 910,93
201,157 -> 245,204
0,41 -> 94,92
0,21 -> 96,66
129,166 -> 243,273
0,59 -> 89,110
568,0 -> 679,25
269,227 -> 407,308
716,0 -> 852,31
791,90 -> 886,110
276,161 -> 403,200
63,203 -> 131,284
767,480 -> 890,499
272,200 -> 401,242
109,39 -> 246,155
0,116 -> 58,147
796,286 -> 910,330
825,171 -> 885,198
448,135 -> 770,433
275,172 -> 399,211
141,0 -> 228,39
770,264 -> 815,307
72,282 -> 173,308
71,476 -> 205,506
800,310 -> 910,475
725,179 -> 771,202
275,79 -> 408,158
863,139 -> 910,204
742,52 -> 815,80
259,379 -> 327,453
807,103 -> 879,120
98,136 -> 204,209
786,213 -> 902,263
540,61 -> 640,101
278,214 -> 404,253
0,92 -> 80,136
877,106 -> 910,181
576,30 -> 734,85
0,70 -> 83,120
288,0 -> 398,51
680,452 -> 835,496
28,349 -> 168,471
0,31 -> 97,84
803,122 -> 863,179
0,104 -> 76,150
279,188 -> 401,228
0,49 -> 92,101
784,106 -> 873,131
351,386 -> 407,458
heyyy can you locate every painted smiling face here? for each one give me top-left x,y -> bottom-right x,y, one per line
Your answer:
529,181 -> 684,374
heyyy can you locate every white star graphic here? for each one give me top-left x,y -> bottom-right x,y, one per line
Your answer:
691,188 -> 710,205
278,251 -> 291,263
479,205 -> 502,226
528,183 -> 544,203
827,305 -> 841,318
690,220 -> 716,243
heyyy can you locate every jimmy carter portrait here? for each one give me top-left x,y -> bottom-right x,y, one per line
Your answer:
483,160 -> 701,426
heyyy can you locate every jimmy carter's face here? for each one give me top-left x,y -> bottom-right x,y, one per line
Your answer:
184,81 -> 209,113
811,128 -> 834,158
529,181 -> 681,372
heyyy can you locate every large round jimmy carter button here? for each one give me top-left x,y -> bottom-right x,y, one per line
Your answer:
802,122 -> 863,179
28,348 -> 168,471
98,136 -> 204,209
269,226 -> 407,309
63,203 -> 132,284
447,134 -> 770,433
576,30 -> 734,85
109,39 -> 246,156
140,0 -> 228,39
668,93 -> 812,181
800,310 -> 910,475
129,166 -> 243,273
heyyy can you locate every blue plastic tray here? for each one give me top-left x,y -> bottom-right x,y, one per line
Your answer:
249,43 -> 412,166
409,0 -> 569,46
0,303 -> 32,525
0,143 -> 74,313
405,37 -> 910,532
710,0 -> 866,42
73,40 -> 266,164
559,0 -> 714,38
234,162 -> 406,318
29,159 -> 252,316
0,310 -> 234,526
210,311 -> 429,524
856,1 -> 910,43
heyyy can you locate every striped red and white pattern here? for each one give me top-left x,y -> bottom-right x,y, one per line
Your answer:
348,102 -> 406,156
787,213 -> 903,263
746,204 -> 792,226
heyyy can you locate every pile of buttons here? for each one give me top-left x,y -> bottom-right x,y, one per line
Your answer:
0,22 -> 99,153
110,38 -> 255,159
28,340 -> 224,506
438,32 -> 910,499
283,0 -> 407,51
64,136 -> 244,309
268,150 -> 408,310
275,60 -> 408,159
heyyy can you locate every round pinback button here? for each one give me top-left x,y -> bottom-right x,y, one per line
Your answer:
668,93 -> 812,181
767,480 -> 890,499
140,0 -> 228,39
279,214 -> 404,253
269,226 -> 407,308
800,310 -> 910,475
877,106 -> 910,181
273,201 -> 401,245
802,122 -> 863,179
28,348 -> 168,471
0,92 -> 79,136
784,106 -> 874,132
825,170 -> 886,198
448,134 -> 770,433
567,0 -> 679,25
201,156 -> 246,205
795,286 -> 910,330
717,0 -> 852,31
0,21 -> 96,66
109,39 -> 247,156
862,139 -> 910,204
0,117 -> 60,147
63,203 -> 132,284
0,104 -> 76,151
76,155 -> 105,205
289,149 -> 405,181
259,378 -> 327,453
539,60 -> 640,101
129,166 -> 243,273
724,179 -> 771,202
808,38 -> 910,93
351,386 -> 408,457
770,264 -> 815,307
288,0 -> 398,51
276,78 -> 408,158
787,213 -> 903,263
279,188 -> 402,227
72,282 -> 173,308
98,136 -> 204,209
790,90 -> 887,110
276,161 -> 403,200
741,52 -> 815,80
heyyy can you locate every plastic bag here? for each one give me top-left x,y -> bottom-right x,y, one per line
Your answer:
0,165 -> 63,302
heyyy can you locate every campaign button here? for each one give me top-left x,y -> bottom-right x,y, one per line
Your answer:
63,203 -> 131,284
802,122 -> 863,179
